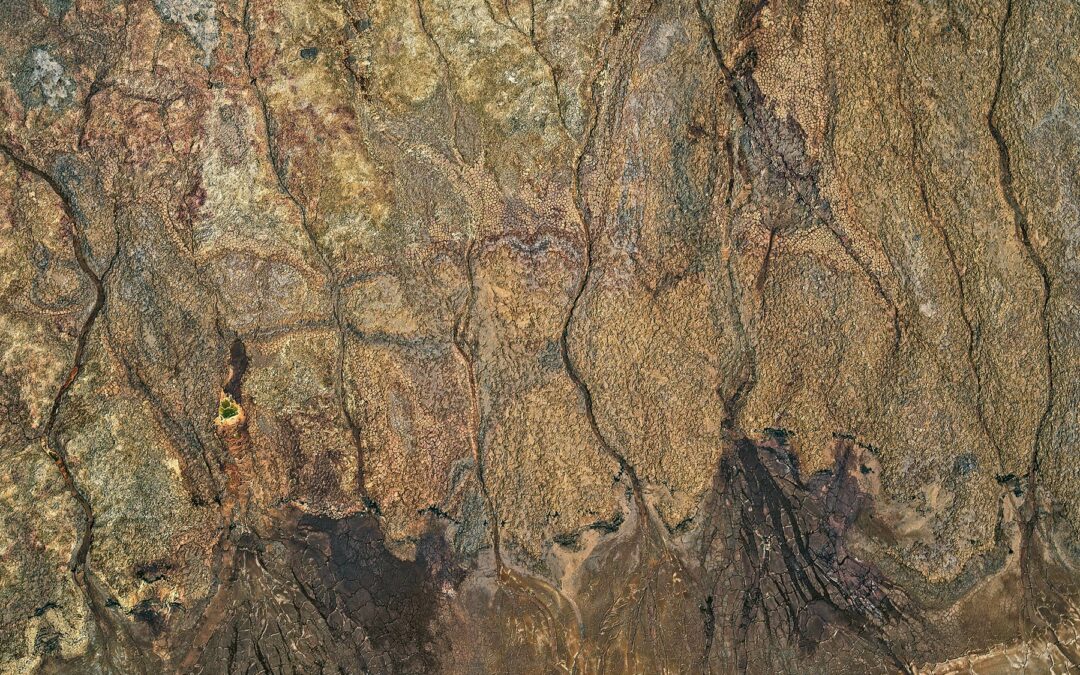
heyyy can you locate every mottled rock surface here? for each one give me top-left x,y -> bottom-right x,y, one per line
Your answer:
0,0 -> 1077,672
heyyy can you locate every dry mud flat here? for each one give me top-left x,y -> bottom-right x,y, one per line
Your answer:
1,0 -> 1078,672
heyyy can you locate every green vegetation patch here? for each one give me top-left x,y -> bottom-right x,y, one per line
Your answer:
218,396 -> 240,420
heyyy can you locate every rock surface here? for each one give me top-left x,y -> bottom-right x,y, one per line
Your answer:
0,0 -> 1077,672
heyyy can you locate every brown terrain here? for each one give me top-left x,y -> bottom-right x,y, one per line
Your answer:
1,0 -> 1078,672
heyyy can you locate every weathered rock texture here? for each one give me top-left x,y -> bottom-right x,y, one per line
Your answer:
0,0 -> 1077,672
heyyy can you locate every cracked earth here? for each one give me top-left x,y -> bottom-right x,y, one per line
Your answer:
1,0 -> 1078,672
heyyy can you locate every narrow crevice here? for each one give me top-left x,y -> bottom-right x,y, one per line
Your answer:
498,0 -> 574,144
76,0 -> 133,153
242,0 -> 369,501
694,7 -> 761,433
719,134 -> 759,431
754,225 -> 778,319
415,0 -> 465,163
988,1 -> 1061,644
0,143 -> 130,667
480,0 -> 508,30
225,623 -> 238,674
338,318 -> 368,501
885,14 -> 1008,474
77,76 -> 107,151
987,0 -> 1054,494
918,174 -> 1006,473
701,593 -> 716,668
241,0 -> 320,269
118,354 -> 224,505
450,239 -> 504,568
735,0 -> 769,39
287,566 -> 347,653
559,1 -> 651,516
754,226 -> 777,294
697,2 -> 902,356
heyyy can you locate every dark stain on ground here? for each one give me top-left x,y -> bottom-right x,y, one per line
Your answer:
953,452 -> 978,476
290,512 -> 456,668
131,600 -> 167,637
699,433 -> 919,673
134,559 -> 172,583
183,508 -> 458,674
224,339 -> 248,402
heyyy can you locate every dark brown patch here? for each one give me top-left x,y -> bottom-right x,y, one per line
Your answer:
699,434 -> 919,672
180,509 -> 457,674
223,339 -> 248,402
